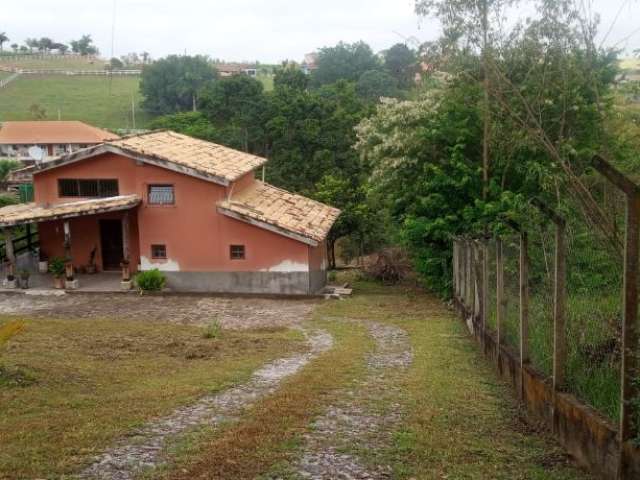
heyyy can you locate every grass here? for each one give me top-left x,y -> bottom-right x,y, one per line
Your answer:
139,273 -> 588,479
152,319 -> 373,479
0,75 -> 150,129
0,55 -> 107,71
0,316 -> 304,479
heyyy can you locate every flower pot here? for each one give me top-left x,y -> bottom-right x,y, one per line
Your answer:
19,277 -> 29,289
86,264 -> 96,274
53,277 -> 64,289
38,261 -> 48,274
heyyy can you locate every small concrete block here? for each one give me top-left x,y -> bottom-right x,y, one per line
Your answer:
3,279 -> 17,289
65,279 -> 79,290
38,261 -> 49,274
120,280 -> 133,291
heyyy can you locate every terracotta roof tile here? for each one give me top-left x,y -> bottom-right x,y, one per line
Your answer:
0,121 -> 119,144
0,195 -> 140,227
108,131 -> 266,183
218,181 -> 340,244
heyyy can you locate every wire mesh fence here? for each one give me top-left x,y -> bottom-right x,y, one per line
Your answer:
451,156 -> 640,478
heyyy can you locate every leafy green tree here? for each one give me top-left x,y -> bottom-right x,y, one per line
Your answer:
70,35 -> 98,56
384,43 -> 417,88
150,111 -> 220,142
356,70 -> 399,101
200,75 -> 267,153
274,65 -> 309,91
140,55 -> 217,115
312,41 -> 380,87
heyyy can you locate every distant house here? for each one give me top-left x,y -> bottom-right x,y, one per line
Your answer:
0,121 -> 119,164
215,63 -> 258,78
0,131 -> 340,294
301,53 -> 318,75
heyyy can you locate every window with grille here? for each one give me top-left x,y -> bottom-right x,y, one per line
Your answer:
151,244 -> 167,259
230,245 -> 245,260
148,185 -> 175,205
58,179 -> 119,198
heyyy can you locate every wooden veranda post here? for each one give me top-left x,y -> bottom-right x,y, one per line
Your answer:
121,213 -> 131,282
4,228 -> 15,279
63,220 -> 73,280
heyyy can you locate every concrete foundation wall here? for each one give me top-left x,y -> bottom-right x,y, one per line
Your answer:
162,271 -> 313,295
309,268 -> 327,294
455,299 -> 640,479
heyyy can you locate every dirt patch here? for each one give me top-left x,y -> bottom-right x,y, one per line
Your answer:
0,293 -> 317,330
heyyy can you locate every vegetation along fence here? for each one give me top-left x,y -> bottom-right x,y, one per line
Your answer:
452,156 -> 640,479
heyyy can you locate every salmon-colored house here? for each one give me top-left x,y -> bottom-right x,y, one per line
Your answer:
0,131 -> 340,294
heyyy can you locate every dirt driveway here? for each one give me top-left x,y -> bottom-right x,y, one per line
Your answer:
0,292 -> 318,330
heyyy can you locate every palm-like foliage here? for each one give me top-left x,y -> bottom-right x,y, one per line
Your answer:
0,32 -> 9,52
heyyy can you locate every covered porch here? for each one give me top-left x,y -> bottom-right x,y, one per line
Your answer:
0,195 -> 141,291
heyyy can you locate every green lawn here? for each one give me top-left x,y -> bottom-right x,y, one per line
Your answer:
0,316 -> 303,478
0,75 -> 152,130
0,55 -> 107,71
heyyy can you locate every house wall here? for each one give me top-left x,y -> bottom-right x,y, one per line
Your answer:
33,153 -> 319,294
308,241 -> 328,294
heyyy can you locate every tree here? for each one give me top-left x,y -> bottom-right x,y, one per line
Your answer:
200,75 -> 267,152
53,43 -> 69,54
28,104 -> 47,120
0,33 -> 8,53
384,43 -> 417,89
356,70 -> 399,101
25,38 -> 38,53
141,51 -> 150,64
140,55 -> 217,115
108,57 -> 124,70
273,65 -> 309,91
70,35 -> 98,56
10,43 -> 18,53
37,37 -> 54,52
312,41 -> 380,86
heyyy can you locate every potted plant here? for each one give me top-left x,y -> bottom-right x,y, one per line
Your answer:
48,256 -> 66,289
38,250 -> 48,274
18,269 -> 30,289
5,273 -> 16,289
86,247 -> 97,274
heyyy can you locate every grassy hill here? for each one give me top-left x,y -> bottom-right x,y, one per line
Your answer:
0,54 -> 108,71
0,75 -> 151,130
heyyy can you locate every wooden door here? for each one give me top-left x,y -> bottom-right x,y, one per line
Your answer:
99,219 -> 123,271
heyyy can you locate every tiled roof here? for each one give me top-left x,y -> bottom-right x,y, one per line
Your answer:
0,121 -> 119,144
218,181 -> 340,245
108,131 -> 267,183
0,195 -> 140,227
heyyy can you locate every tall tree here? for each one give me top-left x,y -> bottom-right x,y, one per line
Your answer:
70,35 -> 98,56
0,33 -> 9,53
356,70 -> 399,101
140,55 -> 217,115
312,41 -> 380,87
384,43 -> 417,88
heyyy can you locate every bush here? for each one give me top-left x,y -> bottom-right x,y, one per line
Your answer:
363,247 -> 412,285
135,269 -> 166,292
203,318 -> 221,339
48,257 -> 66,278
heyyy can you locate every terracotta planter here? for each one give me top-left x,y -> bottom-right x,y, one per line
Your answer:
53,277 -> 64,289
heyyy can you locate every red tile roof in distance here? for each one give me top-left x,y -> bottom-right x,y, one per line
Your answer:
0,121 -> 119,145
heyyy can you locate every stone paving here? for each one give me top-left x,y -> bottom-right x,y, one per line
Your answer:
76,329 -> 334,480
295,322 -> 413,480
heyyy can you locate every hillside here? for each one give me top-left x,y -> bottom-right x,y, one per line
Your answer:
0,75 -> 150,130
0,54 -> 108,72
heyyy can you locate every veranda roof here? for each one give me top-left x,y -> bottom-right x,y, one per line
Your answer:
0,195 -> 140,228
218,181 -> 340,246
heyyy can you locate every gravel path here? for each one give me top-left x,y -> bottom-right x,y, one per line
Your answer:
77,329 -> 334,480
296,322 -> 413,480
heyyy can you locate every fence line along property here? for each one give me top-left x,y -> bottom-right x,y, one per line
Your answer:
452,155 -> 640,480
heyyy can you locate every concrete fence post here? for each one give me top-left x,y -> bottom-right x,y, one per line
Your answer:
496,238 -> 505,352
618,193 -> 640,479
519,231 -> 530,400
553,221 -> 567,392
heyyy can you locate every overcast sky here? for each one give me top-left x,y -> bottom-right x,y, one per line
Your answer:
2,0 -> 639,63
